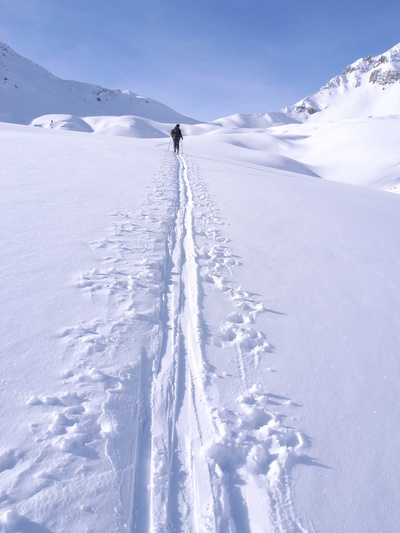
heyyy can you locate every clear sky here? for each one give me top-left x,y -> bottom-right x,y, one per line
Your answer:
1,0 -> 399,121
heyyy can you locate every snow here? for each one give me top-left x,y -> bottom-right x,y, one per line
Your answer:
0,42 -> 199,126
2,115 -> 400,532
1,41 -> 400,533
283,43 -> 400,122
269,116 -> 400,189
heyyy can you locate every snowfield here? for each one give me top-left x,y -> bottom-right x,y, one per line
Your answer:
1,36 -> 400,533
1,115 -> 400,532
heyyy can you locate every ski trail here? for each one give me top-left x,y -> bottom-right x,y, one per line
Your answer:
148,151 -> 313,532
150,154 -> 237,532
178,155 -> 236,531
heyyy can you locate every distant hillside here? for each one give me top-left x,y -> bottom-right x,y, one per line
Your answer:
0,42 -> 199,125
211,112 -> 300,129
282,43 -> 400,121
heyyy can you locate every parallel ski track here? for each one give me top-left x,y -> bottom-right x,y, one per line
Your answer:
145,151 -> 307,533
149,154 -> 237,533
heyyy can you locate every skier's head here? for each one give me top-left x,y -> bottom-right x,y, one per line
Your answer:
176,124 -> 180,128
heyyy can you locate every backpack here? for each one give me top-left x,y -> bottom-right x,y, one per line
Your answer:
171,126 -> 182,138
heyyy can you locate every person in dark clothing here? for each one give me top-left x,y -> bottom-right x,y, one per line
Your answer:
171,124 -> 183,154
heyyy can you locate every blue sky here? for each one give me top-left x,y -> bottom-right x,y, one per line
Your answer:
1,0 -> 399,121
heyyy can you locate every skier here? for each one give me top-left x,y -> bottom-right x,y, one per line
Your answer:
170,124 -> 183,154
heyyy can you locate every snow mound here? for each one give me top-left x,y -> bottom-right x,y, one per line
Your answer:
85,115 -> 167,138
186,129 -> 321,178
30,114 -> 170,138
212,112 -> 300,129
269,115 -> 400,190
31,114 -> 94,133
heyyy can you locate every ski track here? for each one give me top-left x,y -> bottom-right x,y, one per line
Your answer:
1,150 -> 313,533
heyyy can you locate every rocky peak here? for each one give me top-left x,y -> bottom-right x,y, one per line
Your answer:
282,42 -> 400,121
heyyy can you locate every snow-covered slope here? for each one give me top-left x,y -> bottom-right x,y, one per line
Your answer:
1,121 -> 400,533
0,42 -> 198,125
211,111 -> 300,129
268,115 -> 400,190
282,42 -> 400,121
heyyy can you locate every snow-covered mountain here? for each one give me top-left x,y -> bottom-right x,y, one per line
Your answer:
282,42 -> 400,121
2,37 -> 400,533
0,42 -> 198,125
2,41 -> 400,131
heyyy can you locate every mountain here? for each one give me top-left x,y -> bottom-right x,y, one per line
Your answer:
2,41 -> 400,130
193,43 -> 400,129
0,42 -> 199,125
282,42 -> 400,121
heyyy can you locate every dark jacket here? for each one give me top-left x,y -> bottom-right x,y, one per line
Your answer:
171,126 -> 183,140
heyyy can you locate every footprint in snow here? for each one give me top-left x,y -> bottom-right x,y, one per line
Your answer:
0,510 -> 52,533
25,389 -> 102,461
0,450 -> 24,473
203,385 -> 308,480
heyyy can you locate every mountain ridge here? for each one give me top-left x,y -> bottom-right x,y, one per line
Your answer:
282,42 -> 400,121
1,41 -> 400,128
0,42 -> 199,125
